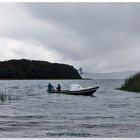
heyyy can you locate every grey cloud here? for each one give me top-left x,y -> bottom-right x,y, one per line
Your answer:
1,3 -> 140,72
21,3 -> 140,51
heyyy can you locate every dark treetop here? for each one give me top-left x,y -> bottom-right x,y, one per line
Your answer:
0,59 -> 82,79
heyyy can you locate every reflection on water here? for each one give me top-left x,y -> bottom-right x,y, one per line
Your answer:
0,79 -> 139,137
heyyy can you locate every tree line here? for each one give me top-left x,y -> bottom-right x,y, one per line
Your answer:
0,59 -> 82,79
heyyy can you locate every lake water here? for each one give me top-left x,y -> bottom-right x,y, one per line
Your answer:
0,79 -> 140,137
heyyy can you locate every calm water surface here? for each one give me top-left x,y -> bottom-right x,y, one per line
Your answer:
0,79 -> 140,137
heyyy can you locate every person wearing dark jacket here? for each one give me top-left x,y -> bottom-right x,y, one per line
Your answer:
56,84 -> 61,91
48,83 -> 54,91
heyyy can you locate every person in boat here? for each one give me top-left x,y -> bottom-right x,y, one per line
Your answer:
56,84 -> 61,91
48,83 -> 54,91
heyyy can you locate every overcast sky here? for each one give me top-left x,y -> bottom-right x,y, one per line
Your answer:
0,3 -> 140,73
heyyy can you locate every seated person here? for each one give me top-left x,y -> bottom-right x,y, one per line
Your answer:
56,84 -> 61,91
48,83 -> 54,91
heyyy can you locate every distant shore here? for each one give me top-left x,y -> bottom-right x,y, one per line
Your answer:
0,78 -> 93,80
0,59 -> 81,79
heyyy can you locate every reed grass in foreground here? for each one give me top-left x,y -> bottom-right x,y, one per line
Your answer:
0,94 -> 11,102
119,72 -> 140,92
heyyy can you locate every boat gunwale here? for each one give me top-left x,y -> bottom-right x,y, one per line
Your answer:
47,86 -> 99,95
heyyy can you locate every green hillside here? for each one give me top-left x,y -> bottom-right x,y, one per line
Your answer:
0,59 -> 82,79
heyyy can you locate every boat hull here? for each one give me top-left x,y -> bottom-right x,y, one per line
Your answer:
48,86 -> 99,96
